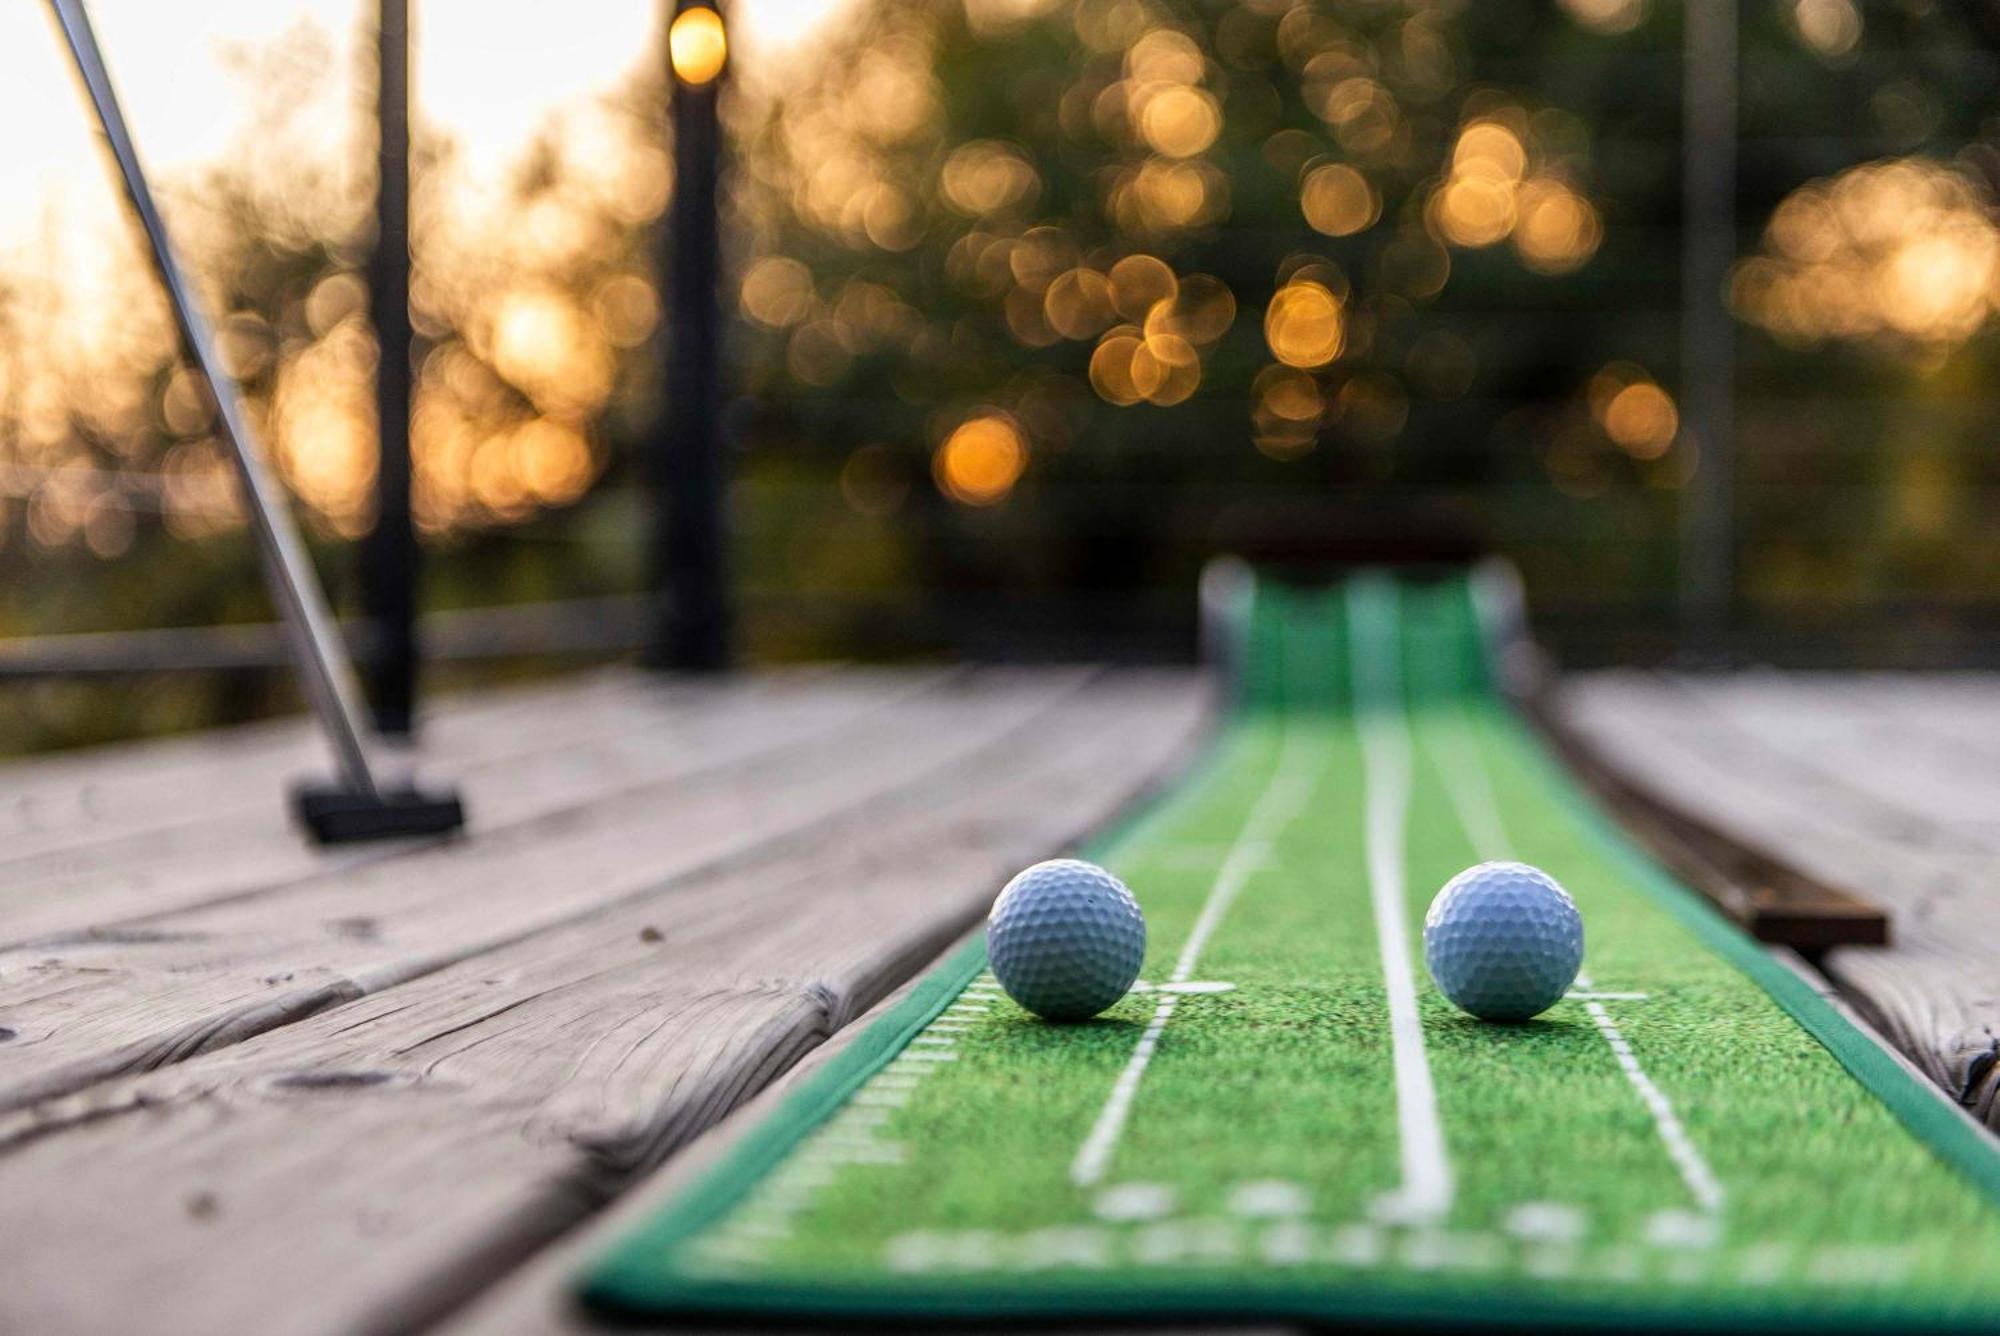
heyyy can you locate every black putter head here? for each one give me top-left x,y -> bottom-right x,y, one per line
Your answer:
291,782 -> 467,845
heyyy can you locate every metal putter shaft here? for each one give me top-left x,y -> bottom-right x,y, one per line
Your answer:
47,0 -> 463,843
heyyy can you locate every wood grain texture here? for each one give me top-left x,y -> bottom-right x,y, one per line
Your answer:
440,938 -> 963,1336
1555,671 -> 2000,1127
439,929 -> 1286,1336
1530,696 -> 1888,947
0,671 -> 1210,1336
0,668 -> 1083,1111
0,667 -> 648,858
1668,674 -> 2000,854
0,668 -> 927,948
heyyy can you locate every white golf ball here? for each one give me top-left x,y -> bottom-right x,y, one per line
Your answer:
1423,861 -> 1584,1021
986,859 -> 1146,1021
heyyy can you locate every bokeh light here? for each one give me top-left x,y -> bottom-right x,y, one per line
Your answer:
1588,363 -> 1679,460
1138,86 -> 1223,158
1251,364 -> 1324,459
1107,255 -> 1178,321
1730,158 -> 2000,348
7,0 -> 1980,698
1791,0 -> 1862,61
1514,178 -> 1602,273
1300,163 -> 1380,238
1264,281 -> 1345,368
1557,0 -> 1647,36
942,141 -> 1041,217
1044,268 -> 1115,340
934,413 -> 1029,505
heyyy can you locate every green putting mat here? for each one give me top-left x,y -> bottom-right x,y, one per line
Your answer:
581,571 -> 2000,1330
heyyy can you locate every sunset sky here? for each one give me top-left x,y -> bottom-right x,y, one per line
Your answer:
0,0 -> 854,249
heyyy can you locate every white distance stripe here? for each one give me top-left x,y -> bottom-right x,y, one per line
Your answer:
1349,577 -> 1455,1226
1578,974 -> 1727,1217
1068,995 -> 1177,1188
1429,575 -> 1725,1218
1068,617 -> 1322,1188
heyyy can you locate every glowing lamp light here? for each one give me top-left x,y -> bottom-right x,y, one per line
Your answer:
670,7 -> 728,85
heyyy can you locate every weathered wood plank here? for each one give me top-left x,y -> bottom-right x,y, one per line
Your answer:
1834,673 -> 2000,763
1554,674 -> 1988,921
440,929 -> 1285,1336
0,671 -> 1210,1336
0,668 -> 650,857
1527,687 -> 1888,946
1667,674 -> 2000,851
0,669 -> 1091,1111
0,668 -> 937,948
440,945 -> 963,1336
1554,672 -> 2000,1126
1535,709 -> 1888,947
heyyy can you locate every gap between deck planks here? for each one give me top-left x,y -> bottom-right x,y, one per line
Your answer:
1553,671 -> 2000,1127
0,668 -> 1209,1336
0,666 -> 895,948
0,667 -> 1096,1111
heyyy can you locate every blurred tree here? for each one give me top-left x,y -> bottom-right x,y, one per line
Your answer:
728,0 -> 2000,663
3,0 -> 2000,760
0,18 -> 669,748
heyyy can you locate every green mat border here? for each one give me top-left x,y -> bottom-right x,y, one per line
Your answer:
580,593 -> 2000,1330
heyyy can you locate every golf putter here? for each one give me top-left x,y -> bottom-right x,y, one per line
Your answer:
48,0 -> 465,844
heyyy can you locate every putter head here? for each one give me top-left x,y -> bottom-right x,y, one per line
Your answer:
291,782 -> 467,845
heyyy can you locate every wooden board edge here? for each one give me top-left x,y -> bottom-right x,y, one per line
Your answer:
1519,689 -> 1891,950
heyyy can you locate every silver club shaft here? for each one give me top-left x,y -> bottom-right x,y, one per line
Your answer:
47,0 -> 380,797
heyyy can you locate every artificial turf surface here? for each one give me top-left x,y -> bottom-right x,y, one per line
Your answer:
582,571 -> 2000,1330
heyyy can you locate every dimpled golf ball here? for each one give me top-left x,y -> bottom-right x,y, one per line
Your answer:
1423,861 -> 1584,1021
986,859 -> 1146,1021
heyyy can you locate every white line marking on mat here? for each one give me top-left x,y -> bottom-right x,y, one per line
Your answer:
1417,696 -> 1512,869
1069,997 -> 1178,1187
1349,577 -> 1454,1228
1415,644 -> 1725,1225
1503,1201 -> 1587,1244
1644,1207 -> 1722,1249
1226,1179 -> 1311,1218
1068,633 -> 1322,1188
1581,979 -> 1726,1217
1091,1182 -> 1177,1221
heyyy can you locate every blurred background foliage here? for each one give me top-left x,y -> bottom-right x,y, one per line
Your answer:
732,0 -> 2000,661
1,0 -> 1997,753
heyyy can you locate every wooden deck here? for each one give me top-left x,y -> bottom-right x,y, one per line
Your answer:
1554,671 -> 2000,1129
1,664 -> 1994,1334
0,666 -> 1210,1334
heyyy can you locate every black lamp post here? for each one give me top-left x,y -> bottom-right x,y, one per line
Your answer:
648,0 -> 732,672
364,0 -> 418,733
